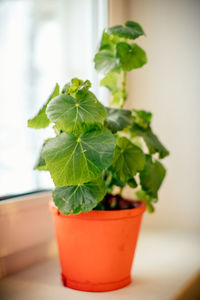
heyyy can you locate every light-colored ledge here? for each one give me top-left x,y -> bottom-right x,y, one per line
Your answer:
0,231 -> 199,300
0,191 -> 56,278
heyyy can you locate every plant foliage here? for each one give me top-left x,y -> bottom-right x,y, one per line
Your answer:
28,20 -> 169,214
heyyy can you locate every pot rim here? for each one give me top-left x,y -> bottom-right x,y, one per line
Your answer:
49,200 -> 145,220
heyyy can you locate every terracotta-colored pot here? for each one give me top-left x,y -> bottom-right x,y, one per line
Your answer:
50,201 -> 145,292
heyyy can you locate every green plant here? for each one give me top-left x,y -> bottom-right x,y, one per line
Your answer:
28,21 -> 169,214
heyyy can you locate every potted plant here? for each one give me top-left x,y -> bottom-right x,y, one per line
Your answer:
28,20 -> 169,292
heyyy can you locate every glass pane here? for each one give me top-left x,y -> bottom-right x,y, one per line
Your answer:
0,0 -> 108,197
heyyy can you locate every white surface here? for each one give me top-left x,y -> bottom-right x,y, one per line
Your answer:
124,0 -> 200,232
0,231 -> 199,300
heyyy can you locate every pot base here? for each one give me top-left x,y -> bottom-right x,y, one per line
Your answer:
61,273 -> 131,292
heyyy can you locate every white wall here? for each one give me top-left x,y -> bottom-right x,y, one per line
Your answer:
110,0 -> 200,232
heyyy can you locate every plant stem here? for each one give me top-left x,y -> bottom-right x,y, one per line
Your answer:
120,71 -> 127,108
119,186 -> 123,196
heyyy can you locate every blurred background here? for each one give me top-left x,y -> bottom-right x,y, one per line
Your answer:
0,0 -> 199,234
0,0 -> 108,196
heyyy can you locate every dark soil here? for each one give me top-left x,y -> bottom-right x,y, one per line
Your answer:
94,194 -> 141,211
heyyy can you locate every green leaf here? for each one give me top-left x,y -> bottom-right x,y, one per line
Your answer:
112,137 -> 145,182
136,190 -> 155,213
116,42 -> 147,71
127,177 -> 137,188
105,107 -> 132,133
94,50 -> 120,74
125,21 -> 145,37
46,90 -> 107,134
68,78 -> 91,96
62,78 -> 91,96
34,139 -> 52,171
34,154 -> 47,171
131,124 -> 169,159
133,109 -> 152,129
143,130 -> 169,159
111,177 -> 126,188
42,128 -> 116,186
100,72 -> 119,93
111,90 -> 124,106
140,156 -> 166,198
99,31 -> 118,52
28,83 -> 60,129
53,177 -> 106,215
107,21 -> 145,40
104,169 -> 126,191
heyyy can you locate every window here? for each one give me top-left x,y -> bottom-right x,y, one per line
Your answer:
0,0 -> 108,197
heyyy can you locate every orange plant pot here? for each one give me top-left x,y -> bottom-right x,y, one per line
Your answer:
50,201 -> 145,292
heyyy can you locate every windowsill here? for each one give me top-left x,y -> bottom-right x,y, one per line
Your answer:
0,231 -> 199,299
0,191 -> 56,278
